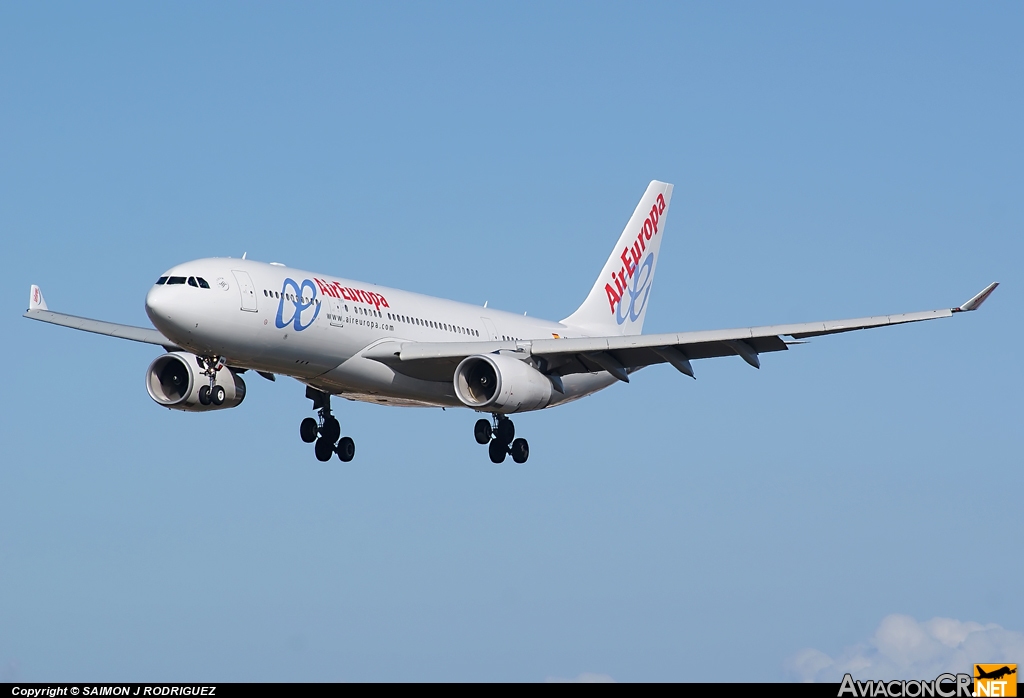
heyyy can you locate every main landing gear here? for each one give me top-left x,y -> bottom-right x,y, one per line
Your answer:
474,415 -> 529,464
301,387 -> 355,463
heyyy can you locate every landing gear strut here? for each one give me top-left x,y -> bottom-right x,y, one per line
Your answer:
196,355 -> 226,405
475,414 -> 529,464
301,387 -> 356,463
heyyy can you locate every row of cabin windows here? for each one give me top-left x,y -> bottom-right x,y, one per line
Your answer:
262,288 -> 321,305
156,276 -> 210,288
260,288 -> 390,321
253,286 -> 481,338
502,335 -> 522,342
386,312 -> 479,337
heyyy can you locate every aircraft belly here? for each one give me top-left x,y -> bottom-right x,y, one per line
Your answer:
307,354 -> 461,407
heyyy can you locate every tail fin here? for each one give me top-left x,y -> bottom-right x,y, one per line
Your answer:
561,180 -> 673,336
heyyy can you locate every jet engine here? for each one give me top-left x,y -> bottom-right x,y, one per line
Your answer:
146,352 -> 246,412
453,353 -> 553,413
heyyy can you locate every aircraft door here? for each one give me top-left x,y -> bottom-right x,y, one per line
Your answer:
231,270 -> 258,312
481,317 -> 498,340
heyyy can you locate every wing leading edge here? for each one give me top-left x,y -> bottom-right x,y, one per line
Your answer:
364,282 -> 999,383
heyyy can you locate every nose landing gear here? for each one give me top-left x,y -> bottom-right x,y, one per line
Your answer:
196,355 -> 226,405
475,415 -> 529,463
302,387 -> 356,463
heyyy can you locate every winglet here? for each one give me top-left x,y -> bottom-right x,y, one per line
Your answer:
956,282 -> 999,312
28,285 -> 48,311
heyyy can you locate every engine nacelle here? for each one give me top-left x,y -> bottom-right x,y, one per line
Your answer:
454,353 -> 553,413
146,352 -> 246,412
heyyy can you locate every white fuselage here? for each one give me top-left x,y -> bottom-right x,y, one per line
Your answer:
144,258 -> 617,409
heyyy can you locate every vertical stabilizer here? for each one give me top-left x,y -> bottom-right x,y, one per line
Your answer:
561,180 -> 673,336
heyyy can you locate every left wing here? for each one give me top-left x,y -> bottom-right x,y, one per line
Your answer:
364,282 -> 999,383
23,285 -> 181,350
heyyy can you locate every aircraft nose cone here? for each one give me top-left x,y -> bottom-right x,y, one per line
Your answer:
145,286 -> 166,321
145,285 -> 180,339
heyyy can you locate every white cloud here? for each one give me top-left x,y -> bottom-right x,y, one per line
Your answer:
788,614 -> 1024,682
545,672 -> 615,683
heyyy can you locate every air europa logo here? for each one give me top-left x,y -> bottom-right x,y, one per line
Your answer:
314,278 -> 389,311
276,277 -> 320,331
605,193 -> 666,320
615,252 -> 654,325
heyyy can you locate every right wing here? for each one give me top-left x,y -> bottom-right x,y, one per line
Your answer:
364,282 -> 999,383
23,285 -> 180,350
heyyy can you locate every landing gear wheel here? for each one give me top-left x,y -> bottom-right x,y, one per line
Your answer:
321,416 -> 341,443
510,438 -> 529,464
474,419 -> 492,445
300,417 -> 318,443
336,436 -> 355,462
314,438 -> 334,462
488,439 -> 507,464
495,418 -> 515,446
198,385 -> 211,405
210,385 -> 226,406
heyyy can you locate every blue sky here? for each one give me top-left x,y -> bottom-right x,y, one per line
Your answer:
1,1 -> 1021,682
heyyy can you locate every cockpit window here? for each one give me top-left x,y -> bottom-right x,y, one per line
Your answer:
156,277 -> 168,285
187,277 -> 198,287
196,277 -> 210,289
166,276 -> 186,285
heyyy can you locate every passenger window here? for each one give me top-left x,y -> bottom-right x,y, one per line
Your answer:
167,276 -> 186,285
156,277 -> 168,285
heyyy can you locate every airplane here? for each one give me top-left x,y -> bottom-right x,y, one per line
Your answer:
23,181 -> 998,464
976,666 -> 1017,681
